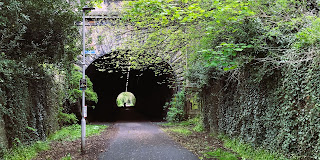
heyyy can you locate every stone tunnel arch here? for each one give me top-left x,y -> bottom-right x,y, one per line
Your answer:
85,51 -> 177,122
77,2 -> 187,121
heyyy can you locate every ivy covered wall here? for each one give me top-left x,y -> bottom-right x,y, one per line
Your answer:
199,60 -> 320,158
0,0 -> 99,156
0,59 -> 63,149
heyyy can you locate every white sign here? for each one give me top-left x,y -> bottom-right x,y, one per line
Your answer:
84,105 -> 87,118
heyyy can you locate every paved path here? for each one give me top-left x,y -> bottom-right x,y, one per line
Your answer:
99,122 -> 199,160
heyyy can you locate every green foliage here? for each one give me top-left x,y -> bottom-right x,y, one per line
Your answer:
0,0 -> 100,156
2,141 -> 49,160
116,92 -> 136,107
295,17 -> 320,48
57,107 -> 78,126
119,0 -> 202,77
162,117 -> 204,134
189,94 -> 200,110
170,127 -> 192,136
192,122 -> 204,132
162,117 -> 201,126
61,153 -> 72,160
165,107 -> 184,122
181,0 -> 320,159
201,43 -> 253,71
1,0 -> 79,64
67,65 -> 98,104
217,134 -> 296,160
48,124 -> 107,141
164,90 -> 186,122
1,124 -> 106,160
0,55 -> 63,148
204,149 -> 239,160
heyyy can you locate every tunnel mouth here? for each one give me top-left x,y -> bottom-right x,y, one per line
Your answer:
86,52 -> 175,122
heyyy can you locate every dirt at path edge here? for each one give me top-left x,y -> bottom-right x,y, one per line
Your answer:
33,124 -> 118,160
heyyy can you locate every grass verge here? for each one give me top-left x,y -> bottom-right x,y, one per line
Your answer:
163,127 -> 193,136
217,135 -> 298,160
161,117 -> 294,160
48,124 -> 107,141
2,124 -> 107,160
204,148 -> 239,160
162,117 -> 204,132
2,141 -> 49,160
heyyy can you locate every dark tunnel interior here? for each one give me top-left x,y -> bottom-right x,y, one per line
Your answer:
85,53 -> 175,122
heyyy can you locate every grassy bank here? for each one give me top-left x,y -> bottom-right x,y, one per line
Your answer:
160,118 -> 295,160
2,124 -> 107,160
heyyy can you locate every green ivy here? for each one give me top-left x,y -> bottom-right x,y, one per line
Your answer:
184,0 -> 320,159
0,0 -> 100,157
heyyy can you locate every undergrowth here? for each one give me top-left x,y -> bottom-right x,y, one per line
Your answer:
61,153 -> 72,160
163,117 -> 204,132
2,124 -> 107,160
204,148 -> 239,160
164,127 -> 193,136
2,141 -> 49,160
163,117 -> 294,160
48,124 -> 107,141
217,134 -> 298,160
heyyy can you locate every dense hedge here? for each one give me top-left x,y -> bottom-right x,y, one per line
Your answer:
0,58 -> 62,150
0,0 -> 99,156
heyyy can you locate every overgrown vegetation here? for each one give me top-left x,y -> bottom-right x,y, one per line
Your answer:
2,124 -> 106,160
116,92 -> 136,107
0,0 -> 100,158
204,149 -> 239,160
162,118 -> 292,160
163,89 -> 186,122
125,0 -> 320,158
217,134 -> 296,160
2,141 -> 49,160
48,124 -> 107,141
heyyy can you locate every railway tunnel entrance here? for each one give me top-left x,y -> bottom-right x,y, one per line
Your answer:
85,52 -> 175,122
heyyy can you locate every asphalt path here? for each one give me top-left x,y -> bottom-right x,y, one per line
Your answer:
99,122 -> 199,160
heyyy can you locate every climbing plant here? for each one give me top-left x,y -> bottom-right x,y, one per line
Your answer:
186,0 -> 320,159
123,0 -> 320,158
0,0 -> 101,156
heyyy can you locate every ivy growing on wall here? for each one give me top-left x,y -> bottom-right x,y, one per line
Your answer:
0,0 -> 100,156
185,0 -> 320,159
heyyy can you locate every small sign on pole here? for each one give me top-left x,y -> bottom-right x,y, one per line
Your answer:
83,105 -> 87,118
85,50 -> 96,54
79,79 -> 87,90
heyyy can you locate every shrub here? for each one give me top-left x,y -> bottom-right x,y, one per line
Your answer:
164,90 -> 186,122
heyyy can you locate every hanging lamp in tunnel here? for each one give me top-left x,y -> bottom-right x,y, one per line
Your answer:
125,65 -> 130,92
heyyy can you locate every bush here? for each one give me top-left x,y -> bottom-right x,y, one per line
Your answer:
164,90 -> 186,122
166,107 -> 184,122
57,108 -> 78,126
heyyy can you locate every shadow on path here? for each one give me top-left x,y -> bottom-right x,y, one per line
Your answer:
116,107 -> 148,122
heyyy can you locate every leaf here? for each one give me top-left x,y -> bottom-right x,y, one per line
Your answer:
234,48 -> 243,51
210,61 -> 218,66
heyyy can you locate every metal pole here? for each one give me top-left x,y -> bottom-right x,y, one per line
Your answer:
81,9 -> 86,153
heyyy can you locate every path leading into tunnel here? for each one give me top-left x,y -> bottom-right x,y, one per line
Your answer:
98,121 -> 199,160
